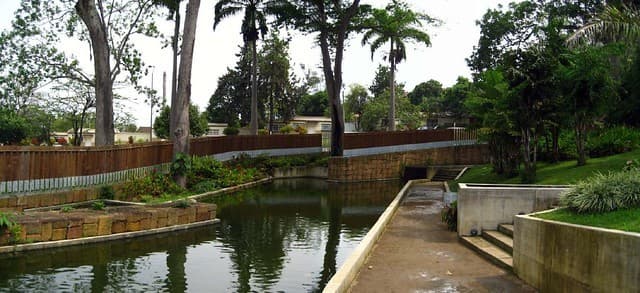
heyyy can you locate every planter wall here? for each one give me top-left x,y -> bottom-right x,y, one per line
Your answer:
514,212 -> 640,292
457,184 -> 569,236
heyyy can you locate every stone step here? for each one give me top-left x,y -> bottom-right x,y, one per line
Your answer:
460,236 -> 513,272
498,224 -> 514,237
482,230 -> 513,255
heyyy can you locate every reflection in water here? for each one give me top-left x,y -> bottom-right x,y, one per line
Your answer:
0,179 -> 400,292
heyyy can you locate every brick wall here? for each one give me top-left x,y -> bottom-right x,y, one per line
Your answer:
328,144 -> 489,182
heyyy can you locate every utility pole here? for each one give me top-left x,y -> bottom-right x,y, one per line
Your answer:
149,67 -> 155,142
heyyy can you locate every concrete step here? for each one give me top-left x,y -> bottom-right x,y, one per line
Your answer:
482,230 -> 513,255
460,236 -> 513,272
498,224 -> 514,237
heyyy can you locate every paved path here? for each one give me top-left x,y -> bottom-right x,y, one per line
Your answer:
349,183 -> 535,293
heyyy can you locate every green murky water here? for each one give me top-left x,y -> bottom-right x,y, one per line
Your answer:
0,179 -> 401,292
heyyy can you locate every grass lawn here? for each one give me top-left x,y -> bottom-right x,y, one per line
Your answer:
535,207 -> 640,233
451,149 -> 640,190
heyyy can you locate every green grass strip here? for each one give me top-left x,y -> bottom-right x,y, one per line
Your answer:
535,207 -> 640,233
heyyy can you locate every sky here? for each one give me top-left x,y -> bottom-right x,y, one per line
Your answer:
0,0 -> 516,127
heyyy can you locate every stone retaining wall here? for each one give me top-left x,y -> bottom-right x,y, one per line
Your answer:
0,203 -> 216,246
328,144 -> 489,182
514,212 -> 640,292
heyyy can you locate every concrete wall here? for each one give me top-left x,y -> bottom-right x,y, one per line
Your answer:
457,184 -> 570,236
514,212 -> 640,292
329,144 -> 489,182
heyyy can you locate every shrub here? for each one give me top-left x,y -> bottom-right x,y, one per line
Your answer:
224,127 -> 239,136
279,125 -> 294,134
258,129 -> 269,135
561,168 -> 640,213
587,126 -> 640,158
441,200 -> 457,231
294,125 -> 308,134
191,180 -> 218,194
60,205 -> 74,213
92,200 -> 106,211
99,185 -> 115,200
122,171 -> 185,199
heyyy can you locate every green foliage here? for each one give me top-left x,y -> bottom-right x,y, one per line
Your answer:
369,65 -> 401,98
258,32 -> 301,124
0,212 -> 16,230
223,126 -> 239,136
171,152 -> 192,177
561,169 -> 640,213
60,205 -> 74,213
174,199 -> 191,209
294,125 -> 308,134
188,155 -> 262,191
279,124 -> 294,134
226,153 -> 328,175
122,170 -> 185,199
0,108 -> 28,145
409,79 -> 442,106
587,126 -> 640,157
344,84 -> 370,122
91,200 -> 106,211
191,180 -> 219,194
297,91 -> 328,116
359,97 -> 388,131
154,105 -> 207,139
99,185 -> 115,200
207,46 -> 252,126
452,149 -> 640,189
441,200 -> 457,231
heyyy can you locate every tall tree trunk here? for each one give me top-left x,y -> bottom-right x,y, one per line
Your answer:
170,5 -> 181,142
250,39 -> 259,135
575,115 -> 587,166
389,41 -> 396,131
172,0 -> 200,187
521,127 -> 536,183
315,1 -> 360,156
551,125 -> 560,163
76,0 -> 114,146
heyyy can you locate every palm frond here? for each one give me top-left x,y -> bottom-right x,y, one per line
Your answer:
567,5 -> 640,47
369,37 -> 387,60
214,3 -> 243,29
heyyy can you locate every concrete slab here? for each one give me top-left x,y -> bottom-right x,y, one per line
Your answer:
349,186 -> 534,293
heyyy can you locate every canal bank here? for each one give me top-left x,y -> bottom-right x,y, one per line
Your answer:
347,182 -> 534,292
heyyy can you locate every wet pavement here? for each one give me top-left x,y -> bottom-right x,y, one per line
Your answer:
349,183 -> 536,293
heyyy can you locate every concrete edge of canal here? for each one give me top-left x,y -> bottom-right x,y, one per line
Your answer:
323,179 -> 444,293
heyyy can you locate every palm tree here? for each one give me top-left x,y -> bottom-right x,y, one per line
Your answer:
567,4 -> 640,46
214,0 -> 270,135
361,0 -> 432,131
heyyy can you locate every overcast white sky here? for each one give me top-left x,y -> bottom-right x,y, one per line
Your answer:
0,0 -> 516,127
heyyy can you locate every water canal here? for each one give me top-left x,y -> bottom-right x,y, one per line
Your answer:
0,179 -> 401,292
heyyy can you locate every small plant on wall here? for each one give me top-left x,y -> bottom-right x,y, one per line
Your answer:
0,212 -> 21,244
441,200 -> 457,231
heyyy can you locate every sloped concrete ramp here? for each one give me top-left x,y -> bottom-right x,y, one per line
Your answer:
349,183 -> 534,292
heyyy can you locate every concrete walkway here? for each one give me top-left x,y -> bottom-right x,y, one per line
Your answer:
349,183 -> 535,293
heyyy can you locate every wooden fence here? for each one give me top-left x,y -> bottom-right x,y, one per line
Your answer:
343,129 -> 454,149
0,130 -> 476,195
